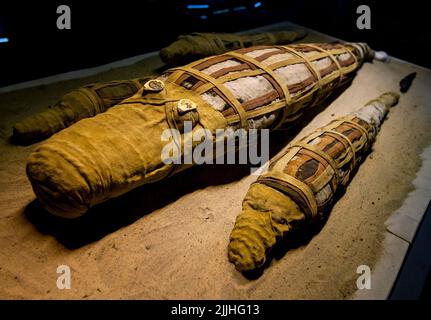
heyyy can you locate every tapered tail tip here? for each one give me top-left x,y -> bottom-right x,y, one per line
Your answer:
379,92 -> 400,108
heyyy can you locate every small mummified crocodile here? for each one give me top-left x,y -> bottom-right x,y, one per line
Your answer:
12,77 -> 153,145
12,30 -> 306,145
26,42 -> 378,218
227,92 -> 399,272
159,30 -> 307,66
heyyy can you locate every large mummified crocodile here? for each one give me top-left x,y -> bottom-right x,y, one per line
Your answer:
26,42 -> 377,218
227,92 -> 400,272
12,30 -> 306,145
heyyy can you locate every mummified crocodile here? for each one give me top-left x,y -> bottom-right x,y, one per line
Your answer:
26,42 -> 378,218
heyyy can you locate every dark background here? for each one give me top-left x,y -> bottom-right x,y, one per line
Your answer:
0,0 -> 430,87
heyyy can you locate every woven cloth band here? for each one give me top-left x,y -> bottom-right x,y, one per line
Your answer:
225,51 -> 292,103
322,129 -> 357,168
170,65 -> 249,128
293,142 -> 340,183
339,117 -> 370,142
257,170 -> 318,219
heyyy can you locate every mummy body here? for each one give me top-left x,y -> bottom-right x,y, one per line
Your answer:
228,92 -> 400,272
26,42 -> 375,218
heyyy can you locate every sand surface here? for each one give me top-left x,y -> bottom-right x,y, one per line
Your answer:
1,23 -> 430,299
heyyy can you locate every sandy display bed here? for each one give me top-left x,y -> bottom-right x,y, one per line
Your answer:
0,23 -> 430,299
